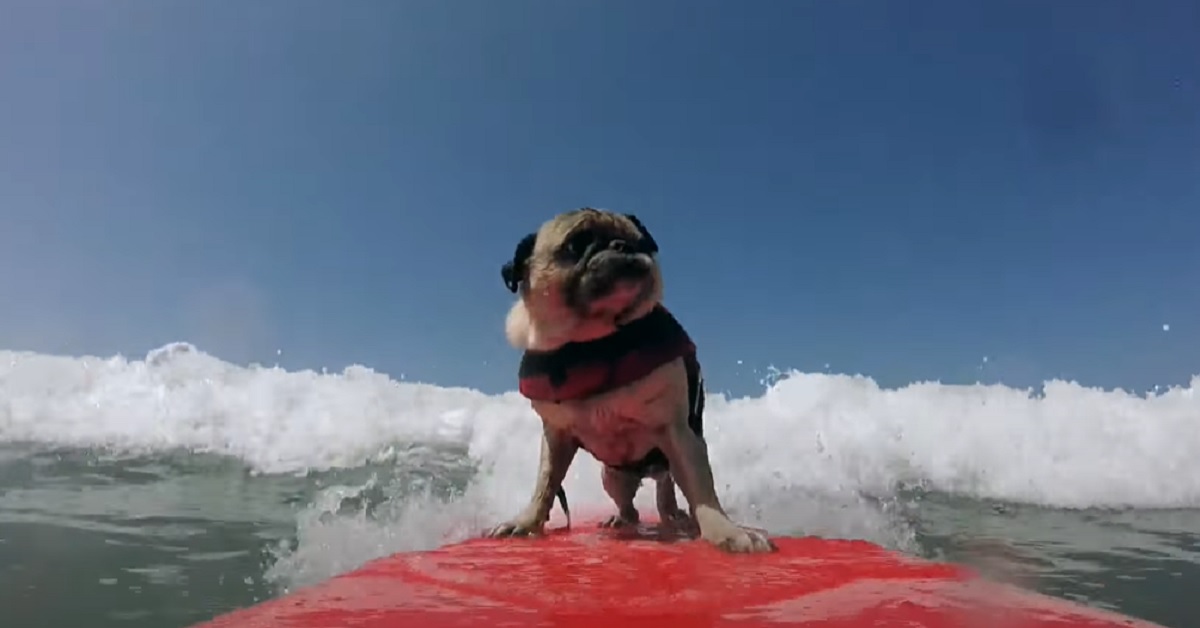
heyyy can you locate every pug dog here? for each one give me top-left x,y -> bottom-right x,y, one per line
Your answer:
486,207 -> 775,554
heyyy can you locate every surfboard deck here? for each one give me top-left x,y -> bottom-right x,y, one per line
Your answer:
192,519 -> 1163,627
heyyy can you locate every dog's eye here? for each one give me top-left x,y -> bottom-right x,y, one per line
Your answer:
563,232 -> 596,258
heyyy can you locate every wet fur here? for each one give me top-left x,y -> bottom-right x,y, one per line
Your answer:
488,208 -> 775,553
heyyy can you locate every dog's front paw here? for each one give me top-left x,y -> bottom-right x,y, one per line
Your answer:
486,515 -> 545,538
698,515 -> 777,554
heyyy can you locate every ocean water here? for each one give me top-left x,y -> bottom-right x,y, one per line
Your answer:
0,342 -> 1197,628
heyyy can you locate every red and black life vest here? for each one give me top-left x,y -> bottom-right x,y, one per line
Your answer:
517,305 -> 705,476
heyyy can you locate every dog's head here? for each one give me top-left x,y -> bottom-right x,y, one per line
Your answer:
501,208 -> 663,349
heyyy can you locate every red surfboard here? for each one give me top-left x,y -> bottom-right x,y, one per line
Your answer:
193,519 -> 1164,628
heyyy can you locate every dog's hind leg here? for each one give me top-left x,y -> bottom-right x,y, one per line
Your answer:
652,472 -> 692,529
599,465 -> 641,528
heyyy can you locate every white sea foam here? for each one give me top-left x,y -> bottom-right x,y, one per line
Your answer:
2,342 -> 1198,588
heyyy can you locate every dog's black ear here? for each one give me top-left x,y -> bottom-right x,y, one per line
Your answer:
623,214 -> 658,254
501,232 -> 537,293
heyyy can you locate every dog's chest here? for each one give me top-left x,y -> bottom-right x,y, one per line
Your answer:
534,392 -> 669,466
529,357 -> 686,466
568,403 -> 661,465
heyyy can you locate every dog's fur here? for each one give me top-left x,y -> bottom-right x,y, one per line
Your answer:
487,208 -> 775,553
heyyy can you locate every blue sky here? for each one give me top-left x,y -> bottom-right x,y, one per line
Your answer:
1,0 -> 1197,397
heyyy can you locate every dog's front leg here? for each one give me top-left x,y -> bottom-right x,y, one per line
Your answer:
487,421 -> 578,538
660,411 -> 776,553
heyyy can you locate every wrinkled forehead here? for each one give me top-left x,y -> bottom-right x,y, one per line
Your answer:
537,210 -> 636,248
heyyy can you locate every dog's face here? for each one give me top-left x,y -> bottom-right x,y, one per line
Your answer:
502,208 -> 663,348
